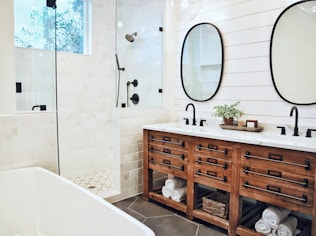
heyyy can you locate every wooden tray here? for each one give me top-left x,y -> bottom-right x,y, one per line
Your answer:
220,124 -> 264,132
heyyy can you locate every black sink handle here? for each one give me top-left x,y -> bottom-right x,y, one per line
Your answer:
306,129 -> 316,138
276,126 -> 286,135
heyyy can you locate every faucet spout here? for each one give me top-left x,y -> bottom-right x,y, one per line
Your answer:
185,103 -> 196,126
289,106 -> 299,136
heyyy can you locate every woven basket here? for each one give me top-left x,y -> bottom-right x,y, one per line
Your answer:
202,192 -> 229,219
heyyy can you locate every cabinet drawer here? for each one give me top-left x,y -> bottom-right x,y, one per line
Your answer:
148,131 -> 187,150
149,156 -> 187,177
194,164 -> 231,185
241,145 -> 315,177
194,138 -> 233,160
149,145 -> 187,162
194,155 -> 230,171
240,176 -> 313,208
241,165 -> 314,190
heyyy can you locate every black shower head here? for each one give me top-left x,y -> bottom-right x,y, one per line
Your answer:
125,32 -> 137,42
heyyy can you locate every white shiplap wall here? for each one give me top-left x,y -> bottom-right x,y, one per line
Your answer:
166,0 -> 316,127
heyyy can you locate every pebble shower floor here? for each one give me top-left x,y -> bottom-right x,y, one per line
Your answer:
72,170 -> 114,198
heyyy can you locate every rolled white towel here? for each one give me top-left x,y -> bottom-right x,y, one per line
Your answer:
165,177 -> 186,190
255,218 -> 272,235
276,216 -> 298,236
262,206 -> 291,228
269,229 -> 278,236
171,187 -> 187,202
162,185 -> 173,198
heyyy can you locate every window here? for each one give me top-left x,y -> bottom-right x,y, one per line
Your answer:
14,0 -> 89,54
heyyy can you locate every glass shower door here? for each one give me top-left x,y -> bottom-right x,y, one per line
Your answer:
14,0 -> 56,112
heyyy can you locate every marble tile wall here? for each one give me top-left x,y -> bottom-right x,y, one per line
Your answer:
0,113 -> 58,172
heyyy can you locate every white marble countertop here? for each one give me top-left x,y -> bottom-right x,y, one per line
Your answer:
143,121 -> 316,153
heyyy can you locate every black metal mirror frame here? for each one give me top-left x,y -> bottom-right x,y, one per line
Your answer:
180,22 -> 224,102
270,0 -> 316,105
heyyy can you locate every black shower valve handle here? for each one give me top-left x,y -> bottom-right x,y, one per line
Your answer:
127,79 -> 138,87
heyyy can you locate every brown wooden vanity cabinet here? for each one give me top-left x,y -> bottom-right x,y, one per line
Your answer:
143,129 -> 316,236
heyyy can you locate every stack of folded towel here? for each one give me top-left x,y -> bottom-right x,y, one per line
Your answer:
161,175 -> 187,202
254,206 -> 301,236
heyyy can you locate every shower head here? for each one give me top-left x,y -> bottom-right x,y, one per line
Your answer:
125,32 -> 137,43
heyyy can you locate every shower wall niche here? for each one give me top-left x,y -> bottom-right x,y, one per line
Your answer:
116,0 -> 163,108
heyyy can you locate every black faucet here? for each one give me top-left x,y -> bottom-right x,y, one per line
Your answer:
289,106 -> 299,136
185,103 -> 196,126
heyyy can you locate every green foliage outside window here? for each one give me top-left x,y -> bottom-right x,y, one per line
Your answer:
15,0 -> 86,54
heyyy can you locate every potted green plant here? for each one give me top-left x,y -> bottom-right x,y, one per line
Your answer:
213,101 -> 243,125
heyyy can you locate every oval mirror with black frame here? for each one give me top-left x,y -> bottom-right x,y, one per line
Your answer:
181,23 -> 224,102
270,0 -> 316,105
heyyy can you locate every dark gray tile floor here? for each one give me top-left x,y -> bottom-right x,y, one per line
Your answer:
113,195 -> 228,236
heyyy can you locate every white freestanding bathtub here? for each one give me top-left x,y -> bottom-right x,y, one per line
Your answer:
0,167 -> 154,236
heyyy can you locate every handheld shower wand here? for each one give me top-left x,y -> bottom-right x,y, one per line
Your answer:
115,53 -> 125,108
115,54 -> 125,71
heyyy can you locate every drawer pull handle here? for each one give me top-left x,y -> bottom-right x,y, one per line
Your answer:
196,144 -> 228,155
243,167 -> 309,187
149,148 -> 185,160
267,185 -> 280,193
268,153 -> 283,161
243,181 -> 307,203
150,158 -> 184,171
245,151 -> 310,170
163,148 -> 171,154
196,158 -> 227,169
195,170 -> 227,182
268,170 -> 282,178
149,136 -> 185,147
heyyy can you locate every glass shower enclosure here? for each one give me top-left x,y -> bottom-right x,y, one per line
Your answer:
14,0 -> 119,199
15,0 -> 56,112
116,0 -> 163,108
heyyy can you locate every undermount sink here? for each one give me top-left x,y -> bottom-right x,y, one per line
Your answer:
260,132 -> 316,146
152,122 -> 225,135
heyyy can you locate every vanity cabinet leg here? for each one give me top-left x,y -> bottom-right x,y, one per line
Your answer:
312,170 -> 316,235
228,146 -> 241,236
143,169 -> 152,201
143,130 -> 151,201
186,182 -> 197,220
